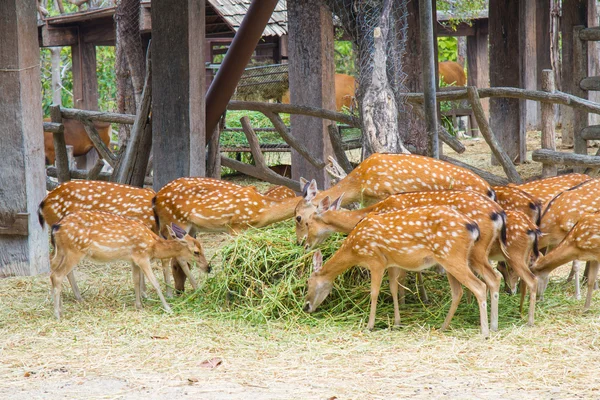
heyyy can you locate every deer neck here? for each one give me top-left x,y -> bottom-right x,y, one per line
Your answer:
318,242 -> 361,281
534,239 -> 580,275
254,196 -> 304,227
152,239 -> 184,260
315,175 -> 362,206
321,209 -> 369,234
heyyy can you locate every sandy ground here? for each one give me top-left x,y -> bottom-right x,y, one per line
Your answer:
2,132 -> 600,399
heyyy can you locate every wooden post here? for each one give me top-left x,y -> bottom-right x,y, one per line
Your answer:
419,0 -> 438,158
573,25 -> 589,164
561,0 -> 588,147
50,105 -> 70,183
466,19 -> 489,129
206,125 -> 221,179
489,0 -> 526,164
152,0 -> 205,190
287,0 -> 335,188
72,39 -> 100,170
541,70 -> 557,177
0,0 -> 49,276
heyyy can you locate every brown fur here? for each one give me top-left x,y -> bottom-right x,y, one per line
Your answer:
44,118 -> 111,165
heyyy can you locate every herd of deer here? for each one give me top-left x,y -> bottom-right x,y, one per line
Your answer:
39,153 -> 600,338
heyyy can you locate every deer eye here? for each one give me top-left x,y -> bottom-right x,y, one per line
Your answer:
194,251 -> 201,256
296,216 -> 302,223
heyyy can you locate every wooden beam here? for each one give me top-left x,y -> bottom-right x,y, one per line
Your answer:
580,125 -> 600,140
580,27 -> 600,41
532,149 -> 600,167
573,25 -> 589,161
580,76 -> 600,91
489,0 -> 526,164
40,24 -> 78,47
287,0 -> 335,187
0,0 -> 49,276
436,22 -> 476,37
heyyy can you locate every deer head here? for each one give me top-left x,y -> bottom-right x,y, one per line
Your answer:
303,250 -> 333,313
166,223 -> 210,273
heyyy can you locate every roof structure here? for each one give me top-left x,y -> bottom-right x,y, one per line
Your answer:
208,0 -> 287,37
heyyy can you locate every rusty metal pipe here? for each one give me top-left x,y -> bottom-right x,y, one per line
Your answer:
205,0 -> 279,142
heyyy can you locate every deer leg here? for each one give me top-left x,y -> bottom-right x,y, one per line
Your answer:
171,259 -> 187,294
132,263 -> 143,310
573,260 -> 583,300
388,267 -> 403,326
136,258 -> 172,314
66,271 -> 83,302
444,260 -> 489,338
162,259 -> 174,298
509,258 -> 538,326
139,271 -> 148,299
584,260 -> 599,312
470,248 -> 500,331
367,268 -> 384,331
175,258 -> 199,291
416,272 -> 429,304
50,272 -> 66,321
440,273 -> 464,332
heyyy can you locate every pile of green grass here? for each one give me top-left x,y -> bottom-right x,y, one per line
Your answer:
170,221 -> 584,332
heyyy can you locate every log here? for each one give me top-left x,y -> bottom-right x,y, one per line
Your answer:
240,116 -> 268,170
580,76 -> 600,91
220,156 -> 301,191
327,124 -> 354,174
580,125 -> 600,140
532,149 -> 600,167
113,43 -> 153,186
541,70 -> 557,177
264,111 -> 326,169
51,105 -> 71,184
579,26 -> 600,41
573,25 -> 589,165
46,166 -> 153,186
61,107 -> 136,124
78,117 -> 118,167
467,86 -> 522,183
439,155 -> 510,186
43,121 -> 63,133
86,158 -> 105,180
206,125 -> 222,179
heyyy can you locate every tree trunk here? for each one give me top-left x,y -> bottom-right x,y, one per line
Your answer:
362,1 -> 408,156
50,47 -> 62,106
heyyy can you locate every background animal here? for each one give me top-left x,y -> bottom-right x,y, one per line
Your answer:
282,73 -> 357,111
43,118 -> 112,165
438,61 -> 466,86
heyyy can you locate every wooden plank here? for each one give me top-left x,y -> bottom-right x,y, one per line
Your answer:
189,0 -> 206,177
541,70 -> 557,177
40,24 -> 78,47
580,76 -> 600,91
61,107 -> 136,124
467,86 -> 522,183
50,105 -> 70,183
0,0 -> 49,276
580,26 -> 600,41
72,42 -> 98,110
532,149 -> 600,166
489,0 -> 526,164
523,0 -> 540,130
287,0 -> 335,187
561,0 -> 588,147
580,125 -> 600,140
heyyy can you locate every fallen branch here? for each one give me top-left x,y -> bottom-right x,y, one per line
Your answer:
440,155 -> 510,186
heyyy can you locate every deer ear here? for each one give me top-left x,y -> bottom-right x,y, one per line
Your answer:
303,179 -> 318,202
317,196 -> 331,214
170,223 -> 186,239
166,225 -> 177,239
330,194 -> 344,211
312,249 -> 323,273
299,177 -> 308,188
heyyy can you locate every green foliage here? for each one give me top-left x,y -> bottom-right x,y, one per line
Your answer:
437,37 -> 458,62
96,46 -> 117,112
335,40 -> 355,76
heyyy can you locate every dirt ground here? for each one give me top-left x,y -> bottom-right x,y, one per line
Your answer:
2,132 -> 600,399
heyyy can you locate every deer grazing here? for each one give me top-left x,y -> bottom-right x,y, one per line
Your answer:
49,211 -> 209,320
536,178 -> 600,300
514,173 -> 591,206
295,153 -> 495,244
304,206 -> 490,337
532,212 -> 600,311
39,180 -> 159,299
302,189 -> 506,330
263,185 -> 297,200
492,185 -> 542,225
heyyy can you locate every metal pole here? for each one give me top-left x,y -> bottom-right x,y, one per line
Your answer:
419,0 -> 439,158
204,0 -> 279,142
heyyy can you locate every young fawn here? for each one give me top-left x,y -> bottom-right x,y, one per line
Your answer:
303,189 -> 506,331
49,211 -> 209,320
537,178 -> 600,300
39,180 -> 159,298
304,206 -> 490,337
532,211 -> 600,311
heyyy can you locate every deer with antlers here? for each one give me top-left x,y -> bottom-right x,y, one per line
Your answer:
49,211 -> 209,320
535,178 -> 600,301
302,189 -> 512,330
532,212 -> 600,311
294,153 -> 494,246
304,206 -> 490,337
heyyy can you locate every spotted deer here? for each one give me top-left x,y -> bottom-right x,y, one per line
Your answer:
537,178 -> 600,300
492,185 -> 542,225
515,173 -> 591,206
39,180 -> 159,299
263,185 -> 297,200
49,211 -> 209,320
295,153 -> 494,246
532,212 -> 600,312
303,189 -> 505,331
304,206 -> 490,337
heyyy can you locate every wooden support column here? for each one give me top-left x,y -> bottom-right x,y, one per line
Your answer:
561,0 -> 588,147
588,0 -> 600,125
152,0 -> 205,190
573,25 -> 589,161
287,0 -> 335,188
0,0 -> 49,276
466,20 -> 489,120
489,0 -> 526,164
